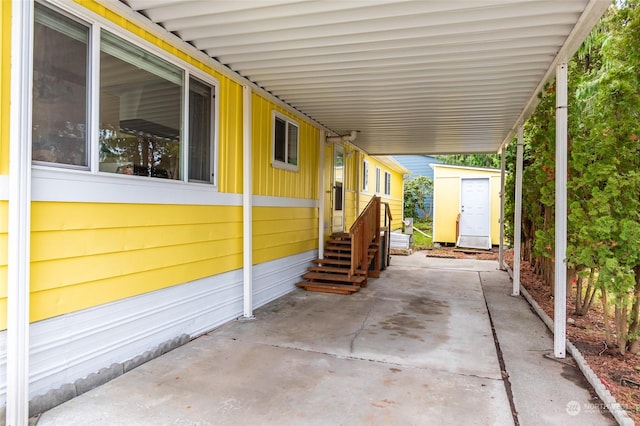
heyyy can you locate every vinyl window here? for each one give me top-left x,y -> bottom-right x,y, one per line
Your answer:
32,3 -> 217,184
375,166 -> 381,194
384,171 -> 391,195
272,112 -> 299,171
362,160 -> 369,192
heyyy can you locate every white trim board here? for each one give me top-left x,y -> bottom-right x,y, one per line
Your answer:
0,250 -> 316,405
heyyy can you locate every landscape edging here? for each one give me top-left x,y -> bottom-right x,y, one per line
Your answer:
518,284 -> 634,426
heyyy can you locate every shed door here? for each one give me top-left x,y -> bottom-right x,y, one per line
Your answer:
458,178 -> 491,249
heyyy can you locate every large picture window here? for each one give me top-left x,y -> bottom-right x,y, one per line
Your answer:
272,112 -> 299,170
99,30 -> 183,179
32,3 -> 90,168
32,3 -> 217,185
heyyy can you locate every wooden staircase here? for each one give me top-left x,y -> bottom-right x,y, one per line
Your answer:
296,196 -> 388,295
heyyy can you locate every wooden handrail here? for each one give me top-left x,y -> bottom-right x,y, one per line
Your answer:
349,196 -> 381,277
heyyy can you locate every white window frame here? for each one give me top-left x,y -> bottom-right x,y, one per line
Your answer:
384,171 -> 391,196
30,1 -> 220,196
362,159 -> 369,192
271,110 -> 299,172
375,166 -> 381,194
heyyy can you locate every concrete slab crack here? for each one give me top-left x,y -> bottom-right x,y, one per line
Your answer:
350,300 -> 376,353
480,271 -> 520,426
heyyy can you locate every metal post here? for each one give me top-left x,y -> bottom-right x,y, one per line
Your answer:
498,147 -> 506,270
554,63 -> 568,358
318,130 -> 326,259
513,126 -> 524,296
242,85 -> 254,319
7,1 -> 34,424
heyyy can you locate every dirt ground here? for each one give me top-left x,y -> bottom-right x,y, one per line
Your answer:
423,246 -> 640,422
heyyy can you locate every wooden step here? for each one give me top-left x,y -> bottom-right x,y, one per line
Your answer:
302,272 -> 365,285
312,258 -> 351,266
296,281 -> 360,295
323,251 -> 352,259
308,265 -> 350,274
325,244 -> 352,252
327,239 -> 351,245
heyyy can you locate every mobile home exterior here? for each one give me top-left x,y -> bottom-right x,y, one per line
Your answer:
0,0 -> 405,417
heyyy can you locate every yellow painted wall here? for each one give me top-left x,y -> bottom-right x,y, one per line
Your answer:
0,201 -> 6,329
0,2 -> 7,329
358,155 -> 405,231
29,202 -> 243,323
1,0 -> 9,174
432,177 -> 461,243
252,93 -> 319,199
432,166 -> 502,245
322,143 -> 333,240
253,207 -> 318,264
490,176 -> 501,244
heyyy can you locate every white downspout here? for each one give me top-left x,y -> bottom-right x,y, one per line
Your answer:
7,1 -> 33,424
318,130 -> 325,259
554,63 -> 568,358
499,147 -> 506,270
242,85 -> 254,319
513,126 -> 524,297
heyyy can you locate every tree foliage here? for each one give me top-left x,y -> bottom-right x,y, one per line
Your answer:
403,176 -> 433,220
508,0 -> 640,354
435,154 -> 500,169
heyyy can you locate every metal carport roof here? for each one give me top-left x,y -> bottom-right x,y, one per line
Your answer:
115,0 -> 611,155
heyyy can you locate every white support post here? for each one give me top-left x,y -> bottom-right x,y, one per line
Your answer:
498,148 -> 506,270
242,85 -> 254,319
554,63 -> 568,358
7,1 -> 33,425
317,130 -> 326,259
513,126 -> 524,296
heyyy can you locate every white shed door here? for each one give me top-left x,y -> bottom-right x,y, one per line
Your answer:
458,178 -> 491,249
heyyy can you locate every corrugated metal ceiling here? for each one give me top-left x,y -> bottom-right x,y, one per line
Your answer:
117,0 -> 610,155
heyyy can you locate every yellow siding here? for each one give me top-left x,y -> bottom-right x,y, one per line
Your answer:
1,0 -> 9,174
358,155 -> 405,231
29,202 -> 243,322
490,176 -> 501,245
218,77 -> 244,194
252,93 -> 319,199
253,207 -> 318,264
0,201 -> 6,329
322,143 -> 333,240
433,177 -> 461,243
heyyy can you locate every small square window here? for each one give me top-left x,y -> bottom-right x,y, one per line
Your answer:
273,112 -> 299,170
362,160 -> 369,192
384,171 -> 391,195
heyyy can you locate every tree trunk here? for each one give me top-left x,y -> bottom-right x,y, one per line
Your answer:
601,287 -> 615,347
615,297 -> 628,355
627,266 -> 640,354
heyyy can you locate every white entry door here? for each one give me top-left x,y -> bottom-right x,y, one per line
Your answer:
458,178 -> 491,249
332,144 -> 345,233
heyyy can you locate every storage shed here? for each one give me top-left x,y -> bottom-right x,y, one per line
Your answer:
430,164 -> 502,249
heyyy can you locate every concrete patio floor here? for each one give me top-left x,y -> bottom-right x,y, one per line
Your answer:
35,253 -> 615,425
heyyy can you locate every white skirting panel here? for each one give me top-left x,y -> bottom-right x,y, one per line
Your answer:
252,250 -> 317,308
0,249 -> 315,405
